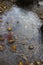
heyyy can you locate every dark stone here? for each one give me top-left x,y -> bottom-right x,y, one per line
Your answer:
40,25 -> 43,33
16,0 -> 39,7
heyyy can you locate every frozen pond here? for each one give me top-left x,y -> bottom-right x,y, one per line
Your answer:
0,5 -> 43,65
